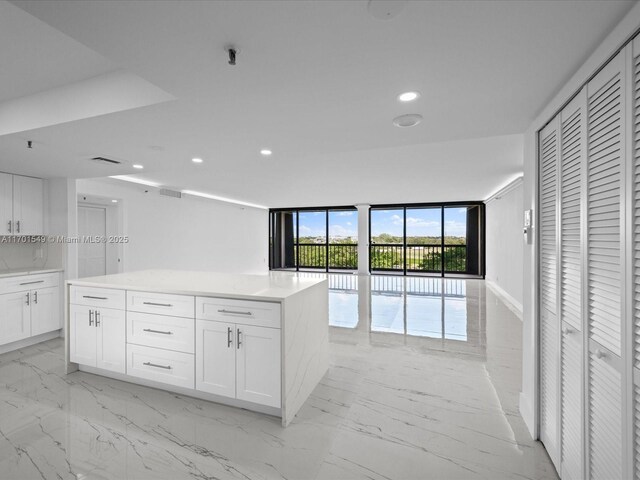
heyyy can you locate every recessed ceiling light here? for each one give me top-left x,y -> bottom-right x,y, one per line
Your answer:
132,164 -> 144,169
392,114 -> 423,128
192,157 -> 203,164
111,199 -> 118,203
398,91 -> 420,102
260,149 -> 272,156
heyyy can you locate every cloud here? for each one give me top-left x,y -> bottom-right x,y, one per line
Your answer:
444,220 -> 466,236
335,211 -> 355,217
329,225 -> 357,238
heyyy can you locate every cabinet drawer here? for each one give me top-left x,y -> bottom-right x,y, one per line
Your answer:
127,291 -> 194,318
127,344 -> 194,389
196,297 -> 281,329
0,273 -> 59,294
127,312 -> 194,354
70,286 -> 126,310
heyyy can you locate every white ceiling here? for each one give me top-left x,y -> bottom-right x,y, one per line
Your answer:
0,0 -> 635,207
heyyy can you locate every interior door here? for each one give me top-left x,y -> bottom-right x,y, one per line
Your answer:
78,205 -> 107,278
539,117 -> 560,468
585,50 -> 624,480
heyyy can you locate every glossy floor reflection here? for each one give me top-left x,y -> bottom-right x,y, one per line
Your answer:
0,275 -> 558,480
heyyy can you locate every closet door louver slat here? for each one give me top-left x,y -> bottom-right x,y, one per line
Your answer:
633,50 -> 640,480
539,121 -> 559,460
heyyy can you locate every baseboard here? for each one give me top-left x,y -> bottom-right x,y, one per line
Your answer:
0,330 -> 61,355
485,280 -> 523,319
519,392 -> 536,440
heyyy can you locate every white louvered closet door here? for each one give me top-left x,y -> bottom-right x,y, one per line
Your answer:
631,36 -> 640,480
585,50 -> 626,480
559,90 -> 586,480
539,118 -> 560,467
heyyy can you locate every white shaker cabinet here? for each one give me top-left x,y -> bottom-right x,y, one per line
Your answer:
31,287 -> 60,336
235,324 -> 281,408
0,290 -> 31,344
69,304 -> 126,374
195,318 -> 281,409
0,172 -> 44,235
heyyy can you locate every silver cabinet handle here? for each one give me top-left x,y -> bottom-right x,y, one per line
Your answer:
83,295 -> 108,300
95,310 -> 101,327
16,220 -> 20,233
143,302 -> 173,307
143,328 -> 173,335
218,309 -> 252,316
20,280 -> 44,286
34,291 -> 38,304
25,292 -> 30,305
227,327 -> 233,348
143,362 -> 172,370
7,221 -> 11,233
237,328 -> 242,349
89,310 -> 94,326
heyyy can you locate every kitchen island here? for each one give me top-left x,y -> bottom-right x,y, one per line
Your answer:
65,270 -> 329,426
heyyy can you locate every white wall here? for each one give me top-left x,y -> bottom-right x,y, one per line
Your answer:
76,178 -> 269,275
520,3 -> 640,438
485,178 -> 523,312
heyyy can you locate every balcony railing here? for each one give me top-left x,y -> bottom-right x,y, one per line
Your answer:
294,243 -> 467,272
296,243 -> 358,269
370,244 -> 467,273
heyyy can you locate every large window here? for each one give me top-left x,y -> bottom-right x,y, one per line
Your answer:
370,203 -> 484,277
270,207 -> 358,271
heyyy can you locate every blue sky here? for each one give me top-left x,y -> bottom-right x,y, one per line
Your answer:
298,210 -> 358,238
296,208 -> 467,239
371,208 -> 467,237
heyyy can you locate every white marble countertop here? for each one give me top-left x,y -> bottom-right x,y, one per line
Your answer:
0,267 -> 64,279
67,269 -> 327,301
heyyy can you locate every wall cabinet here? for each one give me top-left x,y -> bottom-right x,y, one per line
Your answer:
69,304 -> 125,374
0,274 -> 61,347
0,172 -> 44,235
196,319 -> 281,408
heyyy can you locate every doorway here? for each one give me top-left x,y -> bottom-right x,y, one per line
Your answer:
78,205 -> 106,278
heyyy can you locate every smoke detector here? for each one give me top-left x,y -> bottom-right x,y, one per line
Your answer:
393,114 -> 423,128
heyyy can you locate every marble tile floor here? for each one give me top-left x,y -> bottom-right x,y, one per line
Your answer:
0,276 -> 558,480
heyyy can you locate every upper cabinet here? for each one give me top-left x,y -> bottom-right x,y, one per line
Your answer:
0,172 -> 44,235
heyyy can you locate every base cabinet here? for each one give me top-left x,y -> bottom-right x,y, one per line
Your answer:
196,320 -> 281,408
0,291 -> 30,344
70,305 -> 125,374
31,287 -> 60,336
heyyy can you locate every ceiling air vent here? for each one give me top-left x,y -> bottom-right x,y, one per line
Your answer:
160,188 -> 182,199
91,156 -> 122,165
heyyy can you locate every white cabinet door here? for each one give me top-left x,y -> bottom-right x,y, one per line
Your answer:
69,305 -> 97,366
236,325 -> 281,408
31,287 -> 60,336
96,307 -> 126,374
12,175 -> 43,235
195,320 -> 236,398
0,173 -> 12,234
0,291 -> 30,345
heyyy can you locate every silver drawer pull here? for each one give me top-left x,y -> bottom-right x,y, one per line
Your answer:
143,302 -> 173,307
217,309 -> 253,316
143,328 -> 173,335
143,362 -> 172,370
20,280 -> 44,285
83,295 -> 108,300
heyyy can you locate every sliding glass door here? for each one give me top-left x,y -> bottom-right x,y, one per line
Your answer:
269,207 -> 358,271
369,203 -> 484,277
